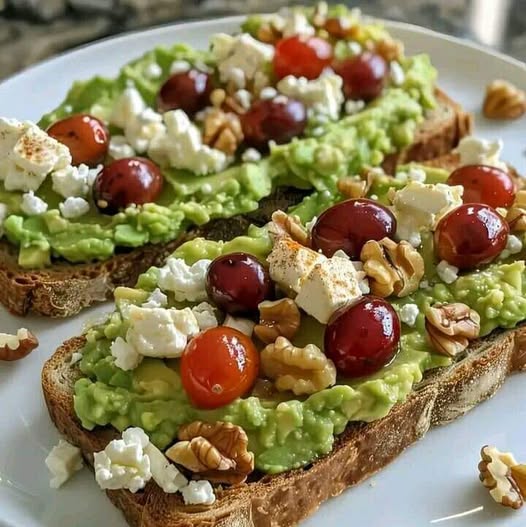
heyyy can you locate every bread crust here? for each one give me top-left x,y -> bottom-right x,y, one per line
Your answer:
1,88 -> 471,318
42,326 -> 526,527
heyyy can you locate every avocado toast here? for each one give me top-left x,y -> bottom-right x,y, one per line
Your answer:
42,144 -> 526,525
0,4 -> 470,317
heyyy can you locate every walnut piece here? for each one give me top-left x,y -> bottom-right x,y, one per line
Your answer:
337,177 -> 369,199
254,298 -> 301,344
425,303 -> 480,357
268,210 -> 310,246
483,80 -> 526,120
0,328 -> 38,361
203,108 -> 243,155
374,38 -> 404,62
323,18 -> 360,40
261,336 -> 336,395
479,445 -> 523,509
511,464 -> 526,498
166,421 -> 254,485
360,238 -> 424,297
507,190 -> 526,232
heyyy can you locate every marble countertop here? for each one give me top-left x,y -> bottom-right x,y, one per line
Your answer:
0,0 -> 525,81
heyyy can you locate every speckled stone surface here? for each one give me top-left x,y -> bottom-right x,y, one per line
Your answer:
0,0 -> 525,80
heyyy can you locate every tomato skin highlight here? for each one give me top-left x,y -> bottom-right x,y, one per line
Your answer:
180,327 -> 259,409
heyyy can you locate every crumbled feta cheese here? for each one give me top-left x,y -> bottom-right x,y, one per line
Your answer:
277,74 -> 344,120
144,442 -> 188,494
499,234 -> 523,259
0,118 -> 71,192
111,336 -> 143,371
211,33 -> 274,89
347,41 -> 362,55
181,480 -> 216,505
407,167 -> 427,183
126,108 -> 165,154
436,260 -> 459,284
142,287 -> 168,308
170,60 -> 191,75
20,191 -> 48,216
390,61 -> 405,86
126,305 -> 199,358
332,249 -> 350,260
157,257 -> 211,302
235,89 -> 252,110
399,303 -> 419,327
192,302 -> 218,330
259,87 -> 278,100
108,135 -> 136,160
455,136 -> 508,172
148,110 -> 227,175
45,439 -> 83,489
70,352 -> 83,366
110,87 -> 146,129
145,62 -> 163,79
305,216 -> 317,234
282,11 -> 315,38
59,196 -> 90,219
253,71 -> 271,93
242,148 -> 262,163
344,99 -> 365,115
419,279 -> 430,289
94,428 -> 151,493
0,203 -> 7,237
51,163 -> 100,198
392,181 -> 463,246
224,315 -> 255,336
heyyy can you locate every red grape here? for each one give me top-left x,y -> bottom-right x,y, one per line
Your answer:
311,198 -> 397,258
241,98 -> 307,151
434,203 -> 509,269
334,52 -> 388,101
206,252 -> 272,314
93,157 -> 163,214
447,164 -> 515,208
47,114 -> 109,167
325,296 -> 401,378
157,70 -> 212,116
274,35 -> 333,80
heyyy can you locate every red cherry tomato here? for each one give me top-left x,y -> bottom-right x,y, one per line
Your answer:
157,70 -> 212,116
274,35 -> 333,80
434,203 -> 509,269
47,114 -> 109,166
324,296 -> 401,378
180,326 -> 260,409
447,164 -> 516,208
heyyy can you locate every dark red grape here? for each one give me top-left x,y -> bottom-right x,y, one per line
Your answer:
157,70 -> 212,116
325,296 -> 401,378
206,252 -> 272,314
311,198 -> 397,258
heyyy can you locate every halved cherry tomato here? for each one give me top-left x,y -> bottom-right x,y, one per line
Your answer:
180,326 -> 259,409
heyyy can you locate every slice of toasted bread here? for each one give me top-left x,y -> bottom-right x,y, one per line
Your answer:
42,327 -> 526,527
1,88 -> 471,318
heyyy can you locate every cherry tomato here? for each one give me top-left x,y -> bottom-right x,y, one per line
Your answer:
47,114 -> 109,166
181,326 -> 259,409
434,203 -> 509,269
325,296 -> 401,378
334,52 -> 388,101
157,70 -> 212,116
93,157 -> 163,214
311,198 -> 397,258
206,252 -> 272,314
273,35 -> 333,80
241,98 -> 307,151
447,164 -> 515,208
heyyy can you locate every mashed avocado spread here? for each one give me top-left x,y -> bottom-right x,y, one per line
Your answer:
0,4 -> 437,268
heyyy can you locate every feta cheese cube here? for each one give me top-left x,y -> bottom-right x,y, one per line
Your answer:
192,302 -> 218,330
20,191 -> 48,216
295,257 -> 364,324
125,108 -> 165,154
108,135 -> 136,160
0,117 -> 25,159
399,303 -> 420,327
111,336 -> 143,371
282,11 -> 315,38
51,163 -> 100,198
224,315 -> 255,336
455,136 -> 508,172
59,196 -> 90,219
142,287 -> 168,308
45,439 -> 83,489
436,260 -> 459,284
157,257 -> 211,302
268,238 -> 327,295
181,480 -> 216,505
110,87 -> 146,130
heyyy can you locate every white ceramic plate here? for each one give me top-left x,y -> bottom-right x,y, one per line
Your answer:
1,16 -> 526,527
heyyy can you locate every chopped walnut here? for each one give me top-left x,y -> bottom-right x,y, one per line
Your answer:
507,190 -> 526,232
166,421 -> 254,485
360,238 -> 424,297
425,303 -> 480,357
479,445 -> 523,509
323,18 -> 360,40
511,464 -> 526,498
337,177 -> 368,199
202,108 -> 243,155
210,88 -> 226,108
257,23 -> 282,44
254,298 -> 301,344
261,336 -> 336,395
483,80 -> 526,120
268,210 -> 310,246
0,328 -> 38,361
374,38 -> 404,62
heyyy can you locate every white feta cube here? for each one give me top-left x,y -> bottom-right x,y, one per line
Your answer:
455,136 -> 508,172
192,302 -> 218,330
224,315 -> 255,336
157,257 -> 211,302
110,87 -> 146,130
111,336 -> 143,371
108,135 -> 136,160
436,260 -> 459,284
181,480 -> 216,505
20,191 -> 48,216
51,163 -> 100,198
142,288 -> 168,308
45,439 -> 83,489
59,196 -> 90,219
399,303 -> 420,327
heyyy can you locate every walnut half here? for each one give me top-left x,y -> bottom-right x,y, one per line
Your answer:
268,210 -> 310,247
0,328 -> 38,361
425,303 -> 480,357
261,336 -> 336,395
507,190 -> 526,233
203,108 -> 243,155
166,421 -> 254,485
254,298 -> 301,344
483,80 -> 526,120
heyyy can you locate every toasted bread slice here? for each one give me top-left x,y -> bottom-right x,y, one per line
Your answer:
1,88 -> 471,318
42,326 -> 526,527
